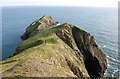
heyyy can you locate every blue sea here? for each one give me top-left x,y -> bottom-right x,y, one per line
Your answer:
1,6 -> 118,77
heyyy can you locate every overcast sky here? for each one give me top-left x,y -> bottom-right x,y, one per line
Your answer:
0,0 -> 119,7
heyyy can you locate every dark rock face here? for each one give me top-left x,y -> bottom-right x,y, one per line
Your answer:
56,23 -> 107,78
71,26 -> 107,78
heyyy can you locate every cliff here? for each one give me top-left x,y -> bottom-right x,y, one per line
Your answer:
0,16 -> 107,78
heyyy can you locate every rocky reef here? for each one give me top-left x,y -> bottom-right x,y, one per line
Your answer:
0,16 -> 107,78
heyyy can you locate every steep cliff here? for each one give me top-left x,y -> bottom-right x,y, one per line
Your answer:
0,16 -> 107,78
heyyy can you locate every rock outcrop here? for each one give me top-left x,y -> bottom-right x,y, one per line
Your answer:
21,15 -> 57,40
0,16 -> 107,78
56,23 -> 107,78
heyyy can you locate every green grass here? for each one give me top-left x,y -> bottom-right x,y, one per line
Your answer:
1,23 -> 90,77
16,22 -> 89,56
21,16 -> 53,40
16,24 -> 66,53
17,23 -> 87,54
44,38 -> 58,44
21,21 -> 41,40
16,39 -> 43,53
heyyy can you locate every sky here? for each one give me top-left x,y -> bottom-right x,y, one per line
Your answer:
0,0 -> 119,7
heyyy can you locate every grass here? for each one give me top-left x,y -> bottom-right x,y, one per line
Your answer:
16,24 -> 66,53
16,39 -> 43,53
44,38 -> 58,44
2,23 -> 86,66
0,47 -> 32,73
21,21 -> 41,40
1,26 -> 89,77
17,23 -> 88,54
1,15 -> 94,77
22,15 -> 55,40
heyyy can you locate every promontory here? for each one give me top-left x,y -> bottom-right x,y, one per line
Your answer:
0,15 -> 107,79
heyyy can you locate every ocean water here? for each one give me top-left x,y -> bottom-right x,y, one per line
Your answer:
2,6 -> 118,77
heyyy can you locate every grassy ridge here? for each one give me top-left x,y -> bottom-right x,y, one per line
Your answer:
16,24 -> 65,53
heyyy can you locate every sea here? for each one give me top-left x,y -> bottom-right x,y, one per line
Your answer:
1,6 -> 119,77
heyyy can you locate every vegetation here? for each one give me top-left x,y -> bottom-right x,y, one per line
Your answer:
21,21 -> 40,40
16,24 -> 66,53
1,16 -> 107,78
44,38 -> 58,44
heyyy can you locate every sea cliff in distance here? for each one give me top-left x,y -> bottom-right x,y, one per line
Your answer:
0,15 -> 107,78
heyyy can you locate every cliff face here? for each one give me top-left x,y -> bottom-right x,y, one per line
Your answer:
1,16 -> 107,78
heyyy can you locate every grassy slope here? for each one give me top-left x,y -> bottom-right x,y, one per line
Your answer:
1,24 -> 89,77
16,24 -> 65,53
1,34 -> 89,77
21,16 -> 56,40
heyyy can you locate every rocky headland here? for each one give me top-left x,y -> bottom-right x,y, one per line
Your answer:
0,15 -> 107,79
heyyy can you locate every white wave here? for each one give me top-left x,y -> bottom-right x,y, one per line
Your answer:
103,45 -> 107,48
112,69 -> 119,77
107,63 -> 116,69
107,55 -> 120,63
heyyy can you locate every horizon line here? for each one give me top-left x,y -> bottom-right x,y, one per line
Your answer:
0,4 -> 118,8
